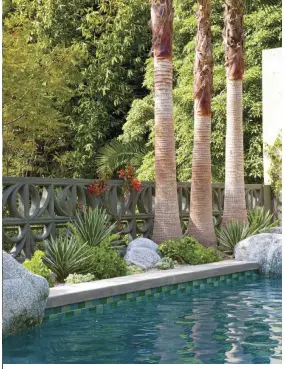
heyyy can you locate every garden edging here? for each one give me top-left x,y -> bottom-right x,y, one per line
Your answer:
47,260 -> 259,309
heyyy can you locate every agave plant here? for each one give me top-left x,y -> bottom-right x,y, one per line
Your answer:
248,206 -> 279,234
216,221 -> 252,255
72,206 -> 116,247
43,236 -> 91,282
217,206 -> 278,255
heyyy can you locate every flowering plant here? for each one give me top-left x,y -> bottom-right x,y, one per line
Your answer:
87,181 -> 109,197
117,164 -> 142,194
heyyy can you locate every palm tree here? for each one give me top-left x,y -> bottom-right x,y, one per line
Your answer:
222,0 -> 278,226
150,0 -> 182,244
188,0 -> 216,247
222,0 -> 248,226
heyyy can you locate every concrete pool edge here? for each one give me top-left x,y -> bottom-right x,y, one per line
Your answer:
46,260 -> 259,309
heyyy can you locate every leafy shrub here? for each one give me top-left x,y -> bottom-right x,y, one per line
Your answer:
265,132 -> 282,198
159,236 -> 221,265
100,233 -> 128,250
83,244 -> 127,280
72,206 -> 116,247
65,273 -> 95,284
156,257 -> 174,270
126,265 -> 144,275
43,236 -> 92,283
23,250 -> 55,287
217,207 -> 279,255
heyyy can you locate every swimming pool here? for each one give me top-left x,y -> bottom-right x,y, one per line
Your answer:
3,277 -> 281,364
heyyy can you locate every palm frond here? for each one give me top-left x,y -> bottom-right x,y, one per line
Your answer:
96,139 -> 148,179
244,0 -> 280,14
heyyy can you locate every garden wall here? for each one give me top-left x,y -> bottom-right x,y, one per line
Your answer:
3,177 -> 272,260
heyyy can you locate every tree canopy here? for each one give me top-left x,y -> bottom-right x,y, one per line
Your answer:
2,0 -> 282,182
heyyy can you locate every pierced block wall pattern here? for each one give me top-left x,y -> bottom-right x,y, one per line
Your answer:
3,176 -> 271,259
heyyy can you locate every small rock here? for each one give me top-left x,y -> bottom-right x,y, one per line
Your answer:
234,233 -> 282,277
127,237 -> 159,253
2,252 -> 49,337
124,247 -> 161,270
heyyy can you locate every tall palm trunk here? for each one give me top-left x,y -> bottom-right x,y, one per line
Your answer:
188,0 -> 216,247
151,0 -> 182,244
222,0 -> 247,225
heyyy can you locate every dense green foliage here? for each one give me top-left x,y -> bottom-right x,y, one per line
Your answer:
43,236 -> 91,282
159,236 -> 221,265
22,250 -> 55,287
216,207 -> 279,254
72,207 -> 116,247
3,0 -> 281,181
265,132 -> 282,198
156,257 -> 175,270
65,273 -> 95,284
83,244 -> 127,280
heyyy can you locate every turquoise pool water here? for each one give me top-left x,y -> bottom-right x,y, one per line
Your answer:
3,277 -> 282,364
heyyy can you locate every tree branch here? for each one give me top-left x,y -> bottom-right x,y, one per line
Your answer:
3,114 -> 25,127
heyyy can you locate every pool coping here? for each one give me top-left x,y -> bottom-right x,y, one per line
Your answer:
46,260 -> 259,309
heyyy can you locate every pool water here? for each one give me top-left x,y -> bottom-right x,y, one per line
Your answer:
3,277 -> 282,364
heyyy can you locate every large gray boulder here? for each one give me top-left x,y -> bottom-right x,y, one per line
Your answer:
265,227 -> 282,234
2,252 -> 49,337
124,247 -> 161,270
127,237 -> 159,253
234,233 -> 282,277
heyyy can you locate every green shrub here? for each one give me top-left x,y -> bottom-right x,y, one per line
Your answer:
83,244 -> 127,280
99,233 -> 127,250
159,236 -> 221,265
71,206 -> 116,247
126,265 -> 144,275
216,207 -> 279,255
65,273 -> 95,284
156,257 -> 174,270
43,236 -> 92,283
23,250 -> 55,287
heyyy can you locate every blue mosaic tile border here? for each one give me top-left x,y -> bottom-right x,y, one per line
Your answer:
43,270 -> 260,322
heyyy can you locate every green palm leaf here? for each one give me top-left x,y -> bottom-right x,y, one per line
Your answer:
244,0 -> 280,13
96,139 -> 147,179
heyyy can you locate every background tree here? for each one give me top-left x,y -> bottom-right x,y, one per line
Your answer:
3,0 -> 282,182
188,0 -> 216,247
150,0 -> 182,244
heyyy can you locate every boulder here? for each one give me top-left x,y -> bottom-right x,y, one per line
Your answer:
124,247 -> 161,270
234,233 -> 282,277
2,252 -> 49,337
127,237 -> 159,253
265,227 -> 282,234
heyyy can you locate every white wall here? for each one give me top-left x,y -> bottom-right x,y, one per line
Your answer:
262,48 -> 283,185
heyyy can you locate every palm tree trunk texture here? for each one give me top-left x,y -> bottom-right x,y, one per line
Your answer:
151,0 -> 182,244
188,0 -> 216,247
222,0 -> 248,225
